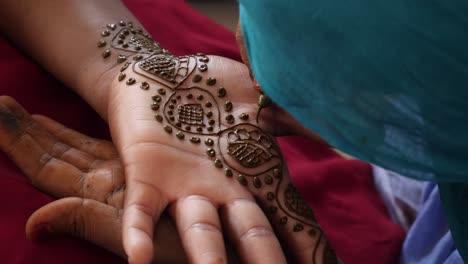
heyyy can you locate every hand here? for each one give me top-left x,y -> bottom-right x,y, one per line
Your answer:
0,96 -> 187,263
96,23 -> 337,264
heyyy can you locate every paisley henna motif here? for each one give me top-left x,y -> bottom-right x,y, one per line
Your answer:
134,55 -> 197,89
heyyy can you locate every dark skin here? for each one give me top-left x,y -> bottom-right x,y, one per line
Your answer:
0,95 -> 337,264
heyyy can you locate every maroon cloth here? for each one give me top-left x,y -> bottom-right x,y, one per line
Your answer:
0,0 -> 404,263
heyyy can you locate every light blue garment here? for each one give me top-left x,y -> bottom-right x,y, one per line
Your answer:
238,0 -> 468,260
401,183 -> 462,264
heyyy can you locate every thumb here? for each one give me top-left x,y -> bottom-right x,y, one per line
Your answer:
26,197 -> 125,258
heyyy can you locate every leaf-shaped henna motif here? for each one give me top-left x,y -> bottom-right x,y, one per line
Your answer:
226,130 -> 273,168
284,183 -> 316,221
218,124 -> 281,176
134,55 -> 197,89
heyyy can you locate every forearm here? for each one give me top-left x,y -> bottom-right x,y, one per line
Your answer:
0,0 -> 138,118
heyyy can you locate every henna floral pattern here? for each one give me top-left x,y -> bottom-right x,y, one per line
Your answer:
97,21 -> 339,264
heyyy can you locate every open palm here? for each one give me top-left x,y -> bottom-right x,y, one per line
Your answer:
97,23 -> 333,264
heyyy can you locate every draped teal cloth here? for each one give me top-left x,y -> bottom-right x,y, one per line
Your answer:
238,0 -> 468,260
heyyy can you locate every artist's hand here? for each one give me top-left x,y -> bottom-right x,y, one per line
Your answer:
94,23 -> 337,263
0,97 -> 187,264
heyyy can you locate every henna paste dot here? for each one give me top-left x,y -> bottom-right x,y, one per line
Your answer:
128,22 -> 134,28
197,95 -> 204,101
207,127 -> 214,132
225,114 -> 235,124
239,113 -> 249,121
217,87 -> 226,98
119,21 -> 126,26
190,137 -> 201,144
186,94 -> 193,99
118,73 -> 126,82
118,33 -> 126,40
126,78 -> 136,85
117,55 -> 127,63
122,43 -> 129,48
123,30 -> 130,35
107,23 -> 117,30
171,98 -> 177,104
196,126 -> 203,132
214,159 -> 223,168
155,115 -> 163,122
237,175 -> 248,186
205,138 -> 214,146
206,111 -> 213,118
152,95 -> 162,102
206,148 -> 216,157
253,177 -> 262,189
117,39 -> 124,44
205,101 -> 212,108
102,49 -> 111,58
185,126 -> 191,131
224,101 -> 233,112
199,56 -> 210,63
273,168 -> 282,179
267,192 -> 275,201
279,216 -> 288,225
167,110 -> 173,115
269,206 -> 278,214
101,30 -> 110,37
140,82 -> 150,90
176,131 -> 185,140
121,62 -> 131,72
308,229 -> 317,237
264,175 -> 274,185
176,95 -> 181,100
169,116 -> 175,121
97,40 -> 106,47
168,104 -> 175,110
225,168 -> 233,177
192,74 -> 202,83
208,119 -> 215,125
151,103 -> 159,111
206,77 -> 216,86
164,125 -> 173,133
198,64 -> 208,72
175,122 -> 182,127
133,55 -> 144,61
135,46 -> 142,51
136,28 -> 143,33
158,88 -> 166,95
293,223 -> 304,232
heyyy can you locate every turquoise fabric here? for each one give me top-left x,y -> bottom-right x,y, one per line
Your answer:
238,0 -> 468,260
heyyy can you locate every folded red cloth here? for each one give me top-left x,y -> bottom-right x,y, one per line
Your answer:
0,0 -> 404,263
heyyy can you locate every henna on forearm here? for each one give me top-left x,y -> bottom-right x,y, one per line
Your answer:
97,21 -> 340,264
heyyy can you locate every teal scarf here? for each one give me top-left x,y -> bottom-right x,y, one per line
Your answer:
239,0 -> 468,259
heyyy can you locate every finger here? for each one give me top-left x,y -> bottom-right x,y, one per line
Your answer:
123,173 -> 167,264
171,195 -> 227,264
222,198 -> 286,264
32,114 -> 118,160
26,197 -> 124,257
0,97 -> 95,171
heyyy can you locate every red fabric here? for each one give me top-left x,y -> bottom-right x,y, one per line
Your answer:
0,0 -> 404,263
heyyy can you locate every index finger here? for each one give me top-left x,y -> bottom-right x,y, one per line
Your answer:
122,158 -> 168,264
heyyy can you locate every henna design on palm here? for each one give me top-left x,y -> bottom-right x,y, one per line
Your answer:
97,21 -> 339,264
